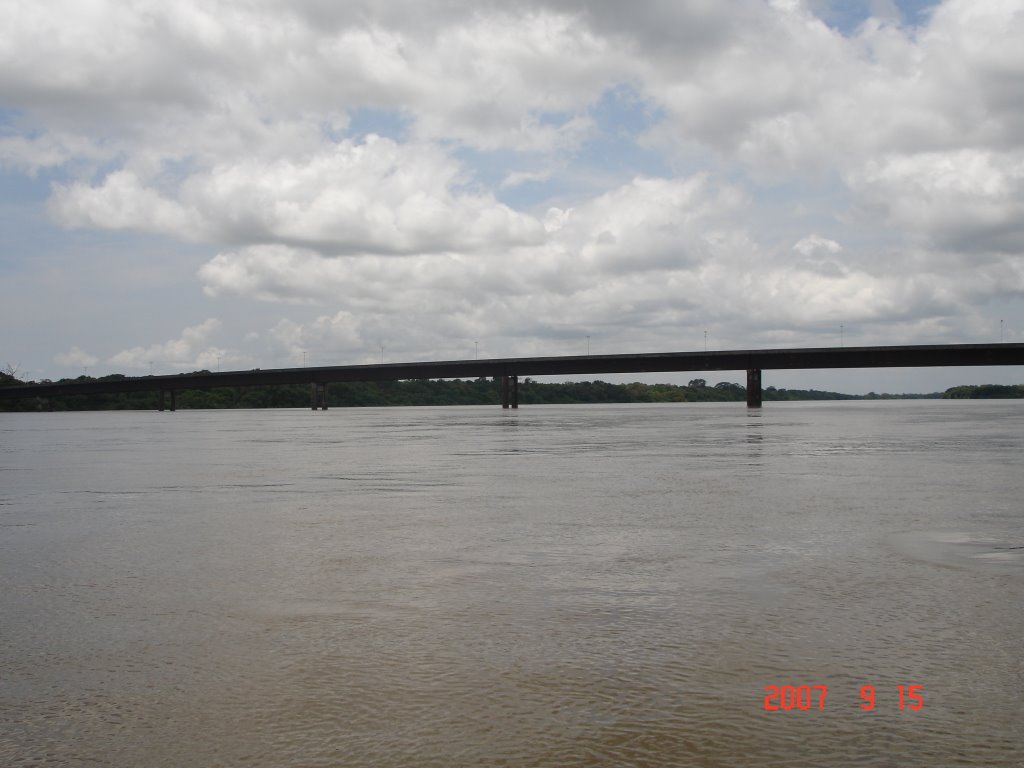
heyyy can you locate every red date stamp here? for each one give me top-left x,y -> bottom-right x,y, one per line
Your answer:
763,684 -> 923,711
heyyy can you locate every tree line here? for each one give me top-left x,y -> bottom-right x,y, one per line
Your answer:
1,368 -> 1019,411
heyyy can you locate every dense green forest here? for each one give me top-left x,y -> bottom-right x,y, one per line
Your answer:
6,369 -> 1012,411
940,383 -> 1024,399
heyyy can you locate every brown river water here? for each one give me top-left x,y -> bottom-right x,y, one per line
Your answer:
1,401 -> 1022,767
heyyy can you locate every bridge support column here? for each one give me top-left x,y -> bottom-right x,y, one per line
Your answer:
169,390 -> 176,412
158,389 -> 176,411
499,375 -> 520,409
746,369 -> 762,408
310,382 -> 328,410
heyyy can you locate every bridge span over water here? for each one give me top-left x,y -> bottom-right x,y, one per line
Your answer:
2,343 -> 1022,410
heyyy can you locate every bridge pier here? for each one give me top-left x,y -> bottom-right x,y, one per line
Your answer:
500,375 -> 519,409
310,382 -> 328,410
746,369 -> 762,408
158,389 -> 176,412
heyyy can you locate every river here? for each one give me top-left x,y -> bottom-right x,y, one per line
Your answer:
1,401 -> 1022,766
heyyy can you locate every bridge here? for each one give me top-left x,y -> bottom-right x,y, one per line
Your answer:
2,343 -> 1022,410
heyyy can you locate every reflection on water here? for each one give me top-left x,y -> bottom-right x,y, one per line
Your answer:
1,401 -> 1023,767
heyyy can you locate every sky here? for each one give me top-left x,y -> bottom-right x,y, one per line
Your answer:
2,0 -> 1023,394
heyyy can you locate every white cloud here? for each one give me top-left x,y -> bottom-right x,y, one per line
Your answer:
50,170 -> 200,234
794,234 -> 842,257
847,149 -> 1024,253
197,174 -> 743,304
54,346 -> 98,368
640,0 -> 1024,182
265,312 -> 365,366
3,0 -> 1024,382
0,1 -> 614,156
792,234 -> 845,277
108,319 -> 224,371
50,135 -> 545,255
549,175 -> 744,274
0,132 -> 108,174
193,157 -> 1019,357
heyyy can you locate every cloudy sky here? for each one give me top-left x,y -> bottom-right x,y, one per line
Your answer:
2,0 -> 1022,393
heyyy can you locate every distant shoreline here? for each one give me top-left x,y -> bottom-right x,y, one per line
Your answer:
3,373 -> 1022,411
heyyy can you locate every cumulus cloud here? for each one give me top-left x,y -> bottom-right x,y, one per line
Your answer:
0,1 -> 614,155
197,174 -> 743,303
50,170 -> 200,234
847,150 -> 1024,253
54,346 -> 98,369
108,319 -> 225,371
51,135 -> 544,255
792,234 -> 845,277
193,150 -> 1017,355
643,1 -> 1024,170
198,173 -> 934,351
264,313 -> 367,366
3,0 -> 1024,378
0,132 -> 108,174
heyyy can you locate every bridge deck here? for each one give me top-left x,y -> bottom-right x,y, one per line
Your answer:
2,343 -> 1022,401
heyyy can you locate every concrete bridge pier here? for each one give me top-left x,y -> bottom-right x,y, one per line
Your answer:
158,389 -> 176,412
500,375 -> 519,409
310,382 -> 328,410
746,369 -> 762,408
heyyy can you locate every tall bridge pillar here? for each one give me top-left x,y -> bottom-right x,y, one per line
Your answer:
158,389 -> 176,412
500,375 -> 519,409
310,382 -> 328,410
746,369 -> 762,408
